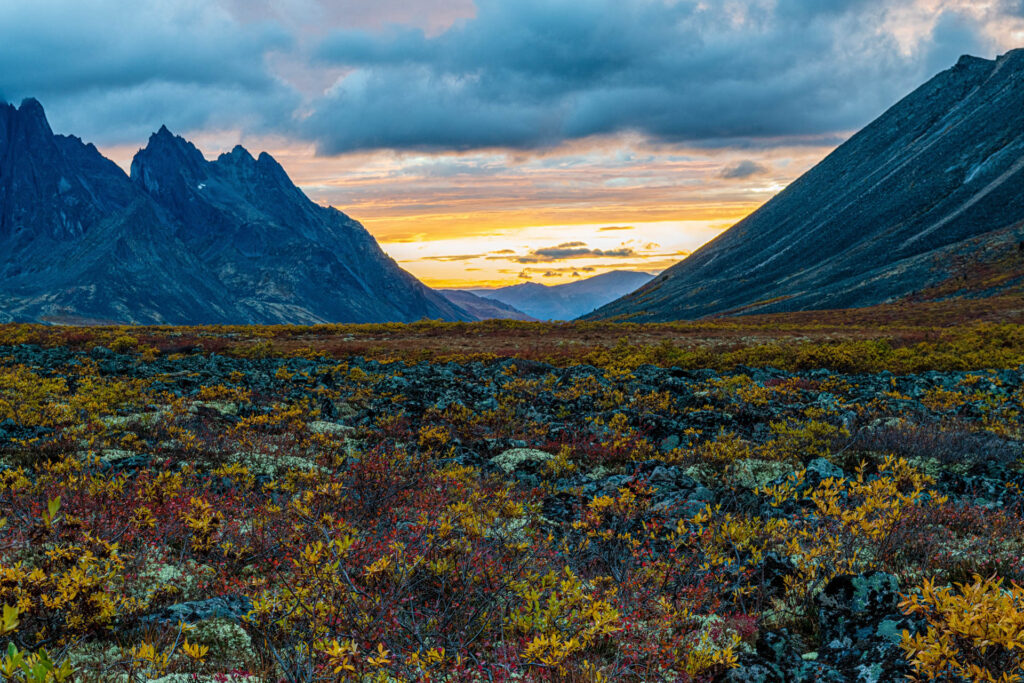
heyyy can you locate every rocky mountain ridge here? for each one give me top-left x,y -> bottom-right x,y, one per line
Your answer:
0,99 -> 470,324
588,50 -> 1024,321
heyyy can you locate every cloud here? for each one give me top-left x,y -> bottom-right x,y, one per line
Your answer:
305,0 -> 1012,153
516,243 -> 639,262
0,0 -> 298,143
521,265 -> 598,275
420,253 -> 485,261
598,226 -> 634,232
923,10 -> 991,77
1,0 -> 1017,155
720,160 -> 768,179
516,264 -> 654,280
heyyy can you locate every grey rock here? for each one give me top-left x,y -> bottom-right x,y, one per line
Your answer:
490,448 -> 554,475
807,457 -> 844,481
141,594 -> 253,625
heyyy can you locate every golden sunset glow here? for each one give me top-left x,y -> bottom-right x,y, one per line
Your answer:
273,138 -> 830,287
102,135 -> 831,287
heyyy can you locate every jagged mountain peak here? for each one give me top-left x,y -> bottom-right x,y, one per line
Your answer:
17,97 -> 47,120
131,132 -> 296,195
140,125 -> 203,157
0,98 -> 140,243
219,144 -> 255,164
998,47 -> 1024,63
1,97 -> 55,148
0,97 -> 473,324
954,48 -> 1023,72
145,124 -> 194,154
254,151 -> 298,189
131,126 -> 207,191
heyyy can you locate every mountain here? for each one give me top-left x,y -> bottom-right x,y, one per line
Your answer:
587,51 -> 1024,322
0,99 -> 471,324
439,290 -> 536,321
0,99 -> 232,323
470,270 -> 656,321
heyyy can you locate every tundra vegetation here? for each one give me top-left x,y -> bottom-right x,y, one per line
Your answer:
1,313 -> 1024,681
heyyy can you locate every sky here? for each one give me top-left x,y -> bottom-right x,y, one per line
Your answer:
2,0 -> 1023,287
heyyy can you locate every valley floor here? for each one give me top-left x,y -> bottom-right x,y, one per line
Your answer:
1,311 -> 1024,681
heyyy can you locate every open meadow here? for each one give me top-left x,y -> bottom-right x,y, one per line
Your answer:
2,308 -> 1024,681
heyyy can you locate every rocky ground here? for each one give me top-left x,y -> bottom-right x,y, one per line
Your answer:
1,340 -> 1023,681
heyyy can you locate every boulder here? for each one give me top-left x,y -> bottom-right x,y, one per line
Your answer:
490,448 -> 554,475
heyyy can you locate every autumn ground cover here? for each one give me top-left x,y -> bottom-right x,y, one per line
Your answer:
1,311 -> 1024,681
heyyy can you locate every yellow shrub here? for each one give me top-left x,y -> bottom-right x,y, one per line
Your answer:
901,575 -> 1024,681
109,335 -> 138,353
762,418 -> 848,462
508,568 -> 621,670
921,387 -> 970,412
698,431 -> 753,466
417,424 -> 451,452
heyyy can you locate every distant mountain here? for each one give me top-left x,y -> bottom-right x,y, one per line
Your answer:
439,290 -> 536,321
0,99 -> 471,324
587,51 -> 1024,322
471,270 -> 656,321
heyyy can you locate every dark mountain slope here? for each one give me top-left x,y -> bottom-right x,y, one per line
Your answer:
587,51 -> 1024,321
0,100 -> 240,323
130,127 -> 468,323
0,99 -> 471,324
0,98 -> 137,246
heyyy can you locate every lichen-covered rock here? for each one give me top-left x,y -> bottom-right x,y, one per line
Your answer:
732,458 -> 796,490
133,557 -> 215,604
189,617 -> 257,665
189,400 -> 240,416
490,448 -> 554,474
815,571 -> 916,681
100,408 -> 171,430
805,457 -> 844,484
230,449 -> 323,478
309,420 -> 353,436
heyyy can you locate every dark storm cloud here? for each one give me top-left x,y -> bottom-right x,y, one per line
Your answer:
773,0 -> 876,20
0,0 -> 298,143
721,160 -> 769,179
305,0 -> 1007,153
0,0 -> 1014,151
923,12 -> 992,76
421,254 -> 486,261
996,0 -> 1024,16
515,243 -> 638,263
